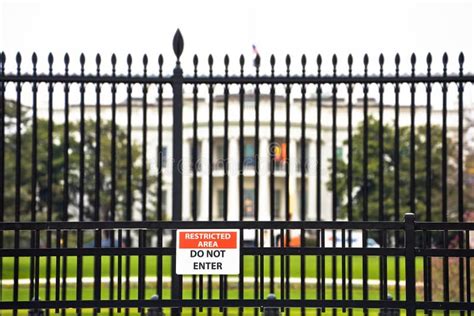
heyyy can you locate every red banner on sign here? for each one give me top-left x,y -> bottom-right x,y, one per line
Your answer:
179,231 -> 238,249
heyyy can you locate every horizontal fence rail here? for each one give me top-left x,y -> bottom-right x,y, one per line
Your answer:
1,30 -> 474,316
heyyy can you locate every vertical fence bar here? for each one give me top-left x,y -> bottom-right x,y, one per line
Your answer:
192,54 -> 199,316
77,53 -> 86,316
394,54 -> 401,301
30,53 -> 38,302
238,54 -> 245,316
139,54 -> 148,312
157,54 -> 164,301
94,54 -> 102,315
409,54 -> 417,218
424,53 -> 433,315
316,55 -> 322,316
457,53 -> 465,313
125,54 -> 133,316
362,54 -> 369,316
346,54 -> 353,316
300,55 -> 307,316
405,213 -> 416,316
254,55 -> 262,310
61,53 -> 70,314
207,54 -> 214,316
378,54 -> 387,303
441,54 -> 449,315
269,55 -> 276,297
46,54 -> 54,316
13,52 -> 22,316
330,55 -> 337,316
254,54 -> 266,316
171,29 -> 184,316
222,54 -> 230,316
109,54 -> 117,315
284,55 -> 291,316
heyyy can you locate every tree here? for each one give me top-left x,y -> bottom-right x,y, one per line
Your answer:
3,101 -> 156,225
328,115 -> 461,222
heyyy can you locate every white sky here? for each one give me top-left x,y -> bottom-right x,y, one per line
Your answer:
1,0 -> 473,107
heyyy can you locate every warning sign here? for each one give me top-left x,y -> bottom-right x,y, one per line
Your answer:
176,229 -> 240,275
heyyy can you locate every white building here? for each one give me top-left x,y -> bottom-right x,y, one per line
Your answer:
46,92 -> 467,223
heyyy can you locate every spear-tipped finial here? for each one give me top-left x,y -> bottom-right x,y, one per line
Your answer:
442,52 -> 448,65
143,54 -> 148,67
48,52 -> 53,65
317,54 -> 322,67
173,29 -> 184,62
208,54 -> 213,67
426,53 -> 432,66
254,54 -> 260,68
96,53 -> 101,66
80,53 -> 85,66
410,53 -> 416,66
64,53 -> 69,65
379,53 -> 384,66
224,54 -> 229,76
239,54 -> 245,66
224,54 -> 229,67
111,54 -> 117,66
459,52 -> 464,65
16,52 -> 22,65
193,55 -> 198,67
127,54 -> 132,67
363,54 -> 369,66
270,55 -> 275,67
158,54 -> 163,67
395,53 -> 400,66
348,54 -> 353,66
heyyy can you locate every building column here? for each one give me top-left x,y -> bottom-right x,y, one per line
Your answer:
199,138 -> 209,220
308,140 -> 317,220
258,138 -> 270,221
182,139 -> 191,220
228,137 -> 239,220
289,139 -> 299,220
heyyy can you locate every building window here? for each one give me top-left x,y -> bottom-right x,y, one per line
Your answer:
336,147 -> 343,160
273,142 -> 287,171
274,190 -> 281,218
218,189 -> 224,218
243,189 -> 255,219
243,143 -> 255,169
158,146 -> 167,169
214,144 -> 225,170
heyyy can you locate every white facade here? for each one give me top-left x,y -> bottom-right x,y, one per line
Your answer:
45,93 -> 467,222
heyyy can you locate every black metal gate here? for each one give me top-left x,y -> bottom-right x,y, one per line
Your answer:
0,30 -> 473,316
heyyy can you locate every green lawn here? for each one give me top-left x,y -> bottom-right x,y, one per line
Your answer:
0,255 -> 421,281
0,255 -> 435,315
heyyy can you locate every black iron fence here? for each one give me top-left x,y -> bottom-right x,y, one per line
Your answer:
0,29 -> 473,316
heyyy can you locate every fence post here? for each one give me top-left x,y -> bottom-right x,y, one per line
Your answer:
171,29 -> 184,316
263,294 -> 280,316
404,213 -> 416,316
147,295 -> 165,316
